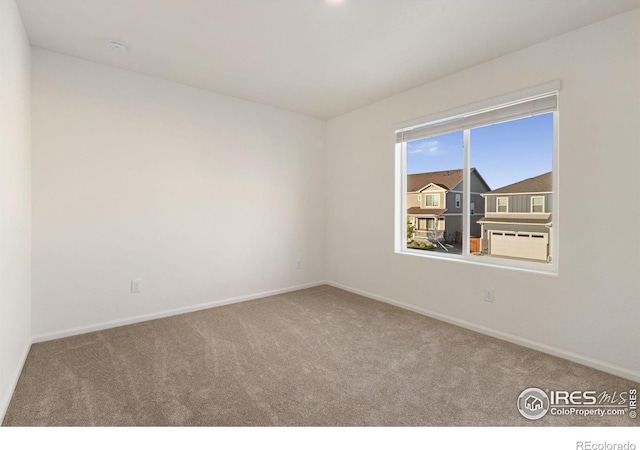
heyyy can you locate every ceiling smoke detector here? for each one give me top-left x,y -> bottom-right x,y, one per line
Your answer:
106,40 -> 127,53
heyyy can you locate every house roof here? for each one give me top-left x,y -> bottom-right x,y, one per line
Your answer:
407,207 -> 447,216
477,216 -> 552,225
407,168 -> 483,192
485,172 -> 552,195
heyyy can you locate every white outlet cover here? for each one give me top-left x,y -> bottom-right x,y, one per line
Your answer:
484,288 -> 494,302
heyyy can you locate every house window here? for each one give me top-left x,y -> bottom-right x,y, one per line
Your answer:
425,194 -> 440,207
416,218 -> 439,231
531,196 -> 544,213
497,197 -> 508,213
396,81 -> 558,272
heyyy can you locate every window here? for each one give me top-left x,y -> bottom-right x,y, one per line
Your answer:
497,197 -> 508,213
416,218 -> 438,231
397,81 -> 558,272
531,196 -> 544,213
425,194 -> 440,207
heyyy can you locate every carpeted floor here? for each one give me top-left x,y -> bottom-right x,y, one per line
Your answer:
3,285 -> 638,426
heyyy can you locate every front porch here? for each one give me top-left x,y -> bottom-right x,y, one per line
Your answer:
412,229 -> 445,241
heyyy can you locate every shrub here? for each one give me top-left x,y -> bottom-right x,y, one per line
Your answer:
407,219 -> 415,240
408,240 -> 436,251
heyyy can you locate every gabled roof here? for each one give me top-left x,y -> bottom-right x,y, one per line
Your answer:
407,168 -> 483,192
416,182 -> 447,193
485,172 -> 552,195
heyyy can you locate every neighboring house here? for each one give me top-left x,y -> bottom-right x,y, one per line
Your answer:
478,172 -> 552,262
407,168 -> 490,244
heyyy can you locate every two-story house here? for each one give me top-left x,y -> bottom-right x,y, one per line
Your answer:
478,172 -> 552,262
407,168 -> 490,244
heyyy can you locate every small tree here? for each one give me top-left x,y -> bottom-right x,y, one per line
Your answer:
406,218 -> 415,240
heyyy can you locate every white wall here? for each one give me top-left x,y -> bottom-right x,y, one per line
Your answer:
31,49 -> 326,338
326,10 -> 640,380
0,0 -> 32,420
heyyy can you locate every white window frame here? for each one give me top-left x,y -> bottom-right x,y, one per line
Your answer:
531,196 -> 545,213
497,197 -> 509,213
425,194 -> 440,208
394,81 -> 560,275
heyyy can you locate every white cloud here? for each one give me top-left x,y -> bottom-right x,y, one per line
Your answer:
408,139 -> 441,156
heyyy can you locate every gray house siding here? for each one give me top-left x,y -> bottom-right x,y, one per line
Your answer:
486,193 -> 552,213
471,172 -> 491,193
444,215 -> 462,243
438,215 -> 483,241
443,172 -> 489,241
445,192 -> 486,214
445,191 -> 458,211
470,193 -> 485,216
469,215 -> 482,237
443,191 -> 485,238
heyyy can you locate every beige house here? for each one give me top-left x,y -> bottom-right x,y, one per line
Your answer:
407,168 -> 490,244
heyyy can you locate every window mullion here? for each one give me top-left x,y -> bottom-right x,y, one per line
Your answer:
396,142 -> 407,253
463,128 -> 471,256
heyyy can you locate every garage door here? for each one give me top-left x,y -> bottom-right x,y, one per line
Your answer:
490,231 -> 548,261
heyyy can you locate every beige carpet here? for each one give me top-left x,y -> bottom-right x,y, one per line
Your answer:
3,285 -> 637,426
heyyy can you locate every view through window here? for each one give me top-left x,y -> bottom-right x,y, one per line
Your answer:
400,92 -> 556,267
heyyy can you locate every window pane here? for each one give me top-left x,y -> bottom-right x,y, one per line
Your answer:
497,197 -> 508,213
425,194 -> 440,207
532,197 -> 544,212
406,131 -> 463,254
470,113 -> 553,263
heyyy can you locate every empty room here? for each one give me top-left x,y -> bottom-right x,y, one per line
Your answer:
1,0 -> 639,441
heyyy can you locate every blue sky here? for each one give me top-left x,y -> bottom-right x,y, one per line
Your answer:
407,113 -> 553,190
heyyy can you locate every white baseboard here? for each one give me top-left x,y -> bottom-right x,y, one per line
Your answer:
32,281 -> 327,343
0,340 -> 31,424
327,281 -> 640,383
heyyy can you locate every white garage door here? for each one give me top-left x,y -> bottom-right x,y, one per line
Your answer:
490,231 -> 548,261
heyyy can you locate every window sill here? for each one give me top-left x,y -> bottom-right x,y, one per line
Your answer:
396,247 -> 559,276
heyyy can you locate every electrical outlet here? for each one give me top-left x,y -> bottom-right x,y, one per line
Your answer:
295,260 -> 302,270
483,288 -> 494,303
131,279 -> 141,293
